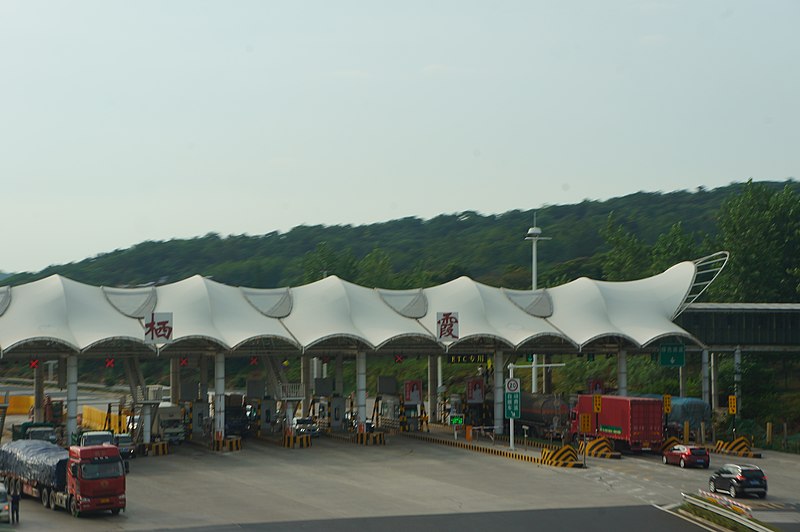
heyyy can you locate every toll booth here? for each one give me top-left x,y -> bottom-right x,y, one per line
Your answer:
260,398 -> 277,434
404,403 -> 420,432
465,377 -> 486,426
448,394 -> 463,424
402,380 -> 423,431
192,400 -> 209,438
328,396 -> 345,431
379,395 -> 401,430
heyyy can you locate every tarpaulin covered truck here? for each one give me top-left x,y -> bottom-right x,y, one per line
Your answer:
570,395 -> 663,452
0,440 -> 126,517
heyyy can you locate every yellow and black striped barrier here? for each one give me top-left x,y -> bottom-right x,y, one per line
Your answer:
714,436 -> 762,458
209,436 -> 242,452
578,437 -> 621,459
356,432 -> 386,445
659,436 -> 682,454
283,434 -> 312,448
402,433 -> 582,468
541,445 -> 580,467
149,441 -> 169,456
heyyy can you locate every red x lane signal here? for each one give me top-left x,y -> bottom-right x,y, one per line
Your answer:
105,357 -> 115,368
29,359 -> 39,369
249,356 -> 259,366
179,357 -> 189,367
394,355 -> 404,364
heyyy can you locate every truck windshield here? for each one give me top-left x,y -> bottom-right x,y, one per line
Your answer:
83,434 -> 113,445
81,460 -> 124,480
116,435 -> 133,445
28,429 -> 55,441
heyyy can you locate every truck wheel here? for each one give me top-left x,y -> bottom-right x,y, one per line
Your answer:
50,490 -> 58,510
41,487 -> 50,508
111,508 -> 121,515
70,496 -> 81,517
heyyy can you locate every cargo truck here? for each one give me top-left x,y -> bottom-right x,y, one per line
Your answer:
11,422 -> 58,444
569,395 -> 663,452
155,403 -> 185,444
0,439 -> 126,517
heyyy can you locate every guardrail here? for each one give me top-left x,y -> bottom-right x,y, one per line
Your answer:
681,492 -> 774,532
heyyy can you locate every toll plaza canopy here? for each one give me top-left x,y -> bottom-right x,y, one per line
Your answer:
0,252 -> 728,358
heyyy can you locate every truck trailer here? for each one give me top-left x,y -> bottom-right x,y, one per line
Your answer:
570,395 -> 663,452
514,393 -> 570,439
0,440 -> 126,517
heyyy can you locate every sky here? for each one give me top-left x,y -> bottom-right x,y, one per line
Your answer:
1,1 -> 798,273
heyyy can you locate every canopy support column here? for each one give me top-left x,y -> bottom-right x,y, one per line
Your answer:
66,354 -> 78,445
427,355 -> 436,425
301,354 -> 311,416
701,349 -> 710,405
214,352 -> 226,440
437,356 -> 443,422
494,350 -> 504,435
356,352 -> 367,427
734,346 -> 742,413
335,355 -> 344,396
199,355 -> 209,402
679,364 -> 687,397
33,363 -> 44,423
617,350 -> 628,396
710,353 -> 719,409
170,357 -> 180,404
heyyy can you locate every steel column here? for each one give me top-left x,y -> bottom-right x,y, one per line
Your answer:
494,350 -> 504,435
214,352 -> 225,439
66,355 -> 78,444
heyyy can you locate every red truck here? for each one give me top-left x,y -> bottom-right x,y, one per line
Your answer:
570,395 -> 663,452
0,440 -> 126,517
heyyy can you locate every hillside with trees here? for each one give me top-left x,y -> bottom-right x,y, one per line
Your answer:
2,180 -> 800,435
3,180 -> 798,294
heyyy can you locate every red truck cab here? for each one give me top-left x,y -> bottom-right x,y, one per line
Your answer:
67,445 -> 126,516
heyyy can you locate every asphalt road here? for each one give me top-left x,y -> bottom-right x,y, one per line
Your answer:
2,382 -> 799,531
0,435 -> 721,531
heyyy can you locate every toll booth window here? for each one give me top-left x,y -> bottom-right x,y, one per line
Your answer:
81,460 -> 124,480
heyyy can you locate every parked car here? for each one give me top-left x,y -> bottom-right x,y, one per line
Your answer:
0,485 -> 9,524
662,445 -> 709,469
709,464 -> 767,498
292,417 -> 320,438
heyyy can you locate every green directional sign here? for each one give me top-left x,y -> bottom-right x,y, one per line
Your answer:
659,343 -> 685,367
505,378 -> 520,419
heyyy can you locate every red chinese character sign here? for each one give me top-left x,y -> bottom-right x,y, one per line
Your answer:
436,312 -> 459,342
404,380 -> 423,405
144,312 -> 174,344
466,378 -> 484,404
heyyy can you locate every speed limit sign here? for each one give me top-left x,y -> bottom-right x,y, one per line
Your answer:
505,378 -> 520,393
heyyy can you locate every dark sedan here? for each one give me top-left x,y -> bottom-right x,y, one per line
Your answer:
662,445 -> 709,468
709,464 -> 767,498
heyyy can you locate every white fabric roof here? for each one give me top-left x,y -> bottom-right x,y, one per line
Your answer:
0,254 -> 727,357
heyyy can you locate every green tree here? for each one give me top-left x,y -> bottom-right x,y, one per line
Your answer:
649,222 -> 702,275
712,181 -> 800,302
356,249 -> 397,288
599,214 -> 651,281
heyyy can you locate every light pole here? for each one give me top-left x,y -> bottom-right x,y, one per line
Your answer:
525,214 -> 550,393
